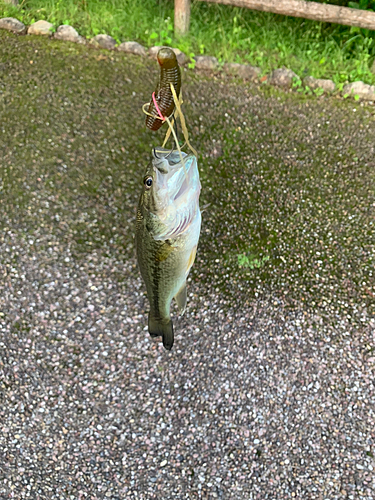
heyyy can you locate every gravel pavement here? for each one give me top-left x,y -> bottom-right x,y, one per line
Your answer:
0,32 -> 374,499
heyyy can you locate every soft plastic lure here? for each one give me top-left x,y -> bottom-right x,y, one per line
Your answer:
145,47 -> 181,131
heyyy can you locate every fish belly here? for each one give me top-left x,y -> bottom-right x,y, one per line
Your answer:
136,208 -> 201,321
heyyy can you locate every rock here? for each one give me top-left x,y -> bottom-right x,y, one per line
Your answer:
90,34 -> 116,50
149,46 -> 188,66
210,143 -> 223,159
0,17 -> 26,34
224,63 -> 261,81
28,20 -> 54,36
3,0 -> 19,5
117,41 -> 147,57
54,25 -> 84,43
173,48 -> 189,66
149,46 -> 162,59
194,56 -> 219,71
343,81 -> 375,101
269,68 -> 299,88
304,76 -> 336,93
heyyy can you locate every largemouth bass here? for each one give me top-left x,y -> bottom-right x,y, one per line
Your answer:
135,148 -> 201,350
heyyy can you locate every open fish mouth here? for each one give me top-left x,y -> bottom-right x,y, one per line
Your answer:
148,147 -> 201,240
152,148 -> 200,205
173,170 -> 190,201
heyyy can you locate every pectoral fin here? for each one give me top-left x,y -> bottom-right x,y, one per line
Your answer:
174,282 -> 187,315
155,241 -> 174,262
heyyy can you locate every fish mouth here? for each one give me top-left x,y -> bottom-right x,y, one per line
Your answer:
148,148 -> 201,240
152,147 -> 184,171
152,148 -> 199,204
173,168 -> 190,201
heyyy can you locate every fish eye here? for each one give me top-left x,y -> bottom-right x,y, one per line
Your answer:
144,176 -> 153,189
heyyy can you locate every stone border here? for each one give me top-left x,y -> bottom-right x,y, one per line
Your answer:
1,17 -> 374,102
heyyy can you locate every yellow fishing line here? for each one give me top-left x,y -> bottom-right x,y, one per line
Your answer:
164,114 -> 188,180
162,115 -> 174,148
142,102 -> 162,119
169,83 -> 197,158
142,83 -> 199,185
142,84 -> 197,159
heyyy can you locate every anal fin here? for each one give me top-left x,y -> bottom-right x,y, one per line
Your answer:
174,282 -> 187,315
186,246 -> 197,274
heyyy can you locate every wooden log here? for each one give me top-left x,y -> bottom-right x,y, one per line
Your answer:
199,0 -> 375,31
175,0 -> 191,36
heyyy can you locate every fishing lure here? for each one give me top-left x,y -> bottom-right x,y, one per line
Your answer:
145,48 -> 181,131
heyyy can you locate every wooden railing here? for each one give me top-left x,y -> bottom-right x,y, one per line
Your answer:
175,0 -> 375,35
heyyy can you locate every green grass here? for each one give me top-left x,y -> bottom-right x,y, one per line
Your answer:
1,0 -> 375,85
237,253 -> 270,270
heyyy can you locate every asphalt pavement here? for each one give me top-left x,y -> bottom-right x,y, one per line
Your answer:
0,31 -> 374,499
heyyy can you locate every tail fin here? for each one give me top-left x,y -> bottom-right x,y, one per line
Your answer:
148,314 -> 174,351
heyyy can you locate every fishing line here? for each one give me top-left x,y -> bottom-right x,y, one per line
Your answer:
143,86 -> 193,182
169,83 -> 197,158
142,83 -> 197,161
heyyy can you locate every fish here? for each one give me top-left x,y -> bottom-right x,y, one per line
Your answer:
135,148 -> 201,350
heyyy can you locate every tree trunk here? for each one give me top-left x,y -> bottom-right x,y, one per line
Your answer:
175,0 -> 191,36
199,0 -> 375,31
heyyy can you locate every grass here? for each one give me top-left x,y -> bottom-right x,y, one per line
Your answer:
1,0 -> 375,85
237,253 -> 270,270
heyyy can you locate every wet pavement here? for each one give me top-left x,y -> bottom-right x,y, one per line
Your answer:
0,31 -> 374,499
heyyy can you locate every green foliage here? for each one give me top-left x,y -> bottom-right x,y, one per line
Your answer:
187,56 -> 196,70
314,87 -> 325,96
1,0 -> 375,85
348,0 -> 374,10
146,17 -> 173,46
292,77 -> 305,93
314,0 -> 375,7
237,254 -> 270,270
